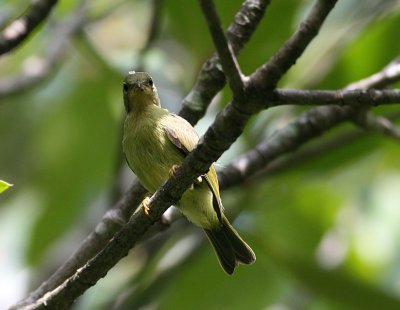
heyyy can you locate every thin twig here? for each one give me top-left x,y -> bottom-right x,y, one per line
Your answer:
250,0 -> 338,91
353,113 -> 400,143
247,130 -> 364,183
179,0 -> 271,124
198,0 -> 245,95
344,55 -> 400,142
0,0 -> 58,55
218,105 -> 356,189
271,88 -> 400,107
346,57 -> 400,90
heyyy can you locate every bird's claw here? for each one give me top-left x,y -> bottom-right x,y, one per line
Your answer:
169,164 -> 179,178
142,196 -> 151,215
169,164 -> 202,190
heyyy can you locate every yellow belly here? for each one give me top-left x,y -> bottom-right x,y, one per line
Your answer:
178,183 -> 219,230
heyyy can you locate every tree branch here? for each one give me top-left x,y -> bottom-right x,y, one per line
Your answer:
179,0 -> 270,124
353,113 -> 400,143
0,0 -> 58,56
271,88 -> 400,107
198,0 -> 245,95
346,56 -> 400,90
247,129 -> 364,183
218,105 -> 355,189
219,53 -> 400,188
344,55 -> 400,143
250,0 -> 338,91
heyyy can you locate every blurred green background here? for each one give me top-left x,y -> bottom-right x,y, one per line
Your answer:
2,0 -> 400,309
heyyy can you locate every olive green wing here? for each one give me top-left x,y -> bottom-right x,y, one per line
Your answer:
124,153 -> 136,175
163,114 -> 223,222
203,165 -> 224,222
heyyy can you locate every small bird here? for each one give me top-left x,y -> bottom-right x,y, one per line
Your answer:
122,71 -> 255,274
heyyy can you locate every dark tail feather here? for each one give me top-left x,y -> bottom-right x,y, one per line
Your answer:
204,217 -> 256,275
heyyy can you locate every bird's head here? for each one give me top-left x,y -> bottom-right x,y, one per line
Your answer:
123,71 -> 160,113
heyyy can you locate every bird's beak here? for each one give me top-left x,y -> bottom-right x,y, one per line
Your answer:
135,81 -> 143,90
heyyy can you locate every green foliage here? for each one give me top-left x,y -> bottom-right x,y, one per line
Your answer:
0,180 -> 12,193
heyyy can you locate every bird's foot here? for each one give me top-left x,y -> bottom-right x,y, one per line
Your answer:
194,175 -> 202,184
141,196 -> 151,215
169,164 -> 202,190
169,164 -> 179,178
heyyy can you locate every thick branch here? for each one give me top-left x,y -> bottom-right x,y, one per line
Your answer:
0,0 -> 58,56
198,0 -> 244,95
179,0 -> 270,124
28,194 -> 175,309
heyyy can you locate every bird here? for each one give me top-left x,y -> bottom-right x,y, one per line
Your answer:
122,71 -> 255,274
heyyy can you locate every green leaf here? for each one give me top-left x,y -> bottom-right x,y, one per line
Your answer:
0,180 -> 13,193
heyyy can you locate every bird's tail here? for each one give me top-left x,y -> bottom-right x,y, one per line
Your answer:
204,216 -> 256,275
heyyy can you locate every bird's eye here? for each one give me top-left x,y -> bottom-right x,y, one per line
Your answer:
148,78 -> 153,87
123,82 -> 129,94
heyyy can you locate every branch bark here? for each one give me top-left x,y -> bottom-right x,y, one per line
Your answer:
179,0 -> 271,124
250,0 -> 338,91
346,56 -> 400,90
218,105 -> 355,189
0,0 -> 58,56
198,0 -> 245,95
271,88 -> 400,107
354,113 -> 400,142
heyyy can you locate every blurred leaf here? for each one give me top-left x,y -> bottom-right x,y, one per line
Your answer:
0,180 -> 13,193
